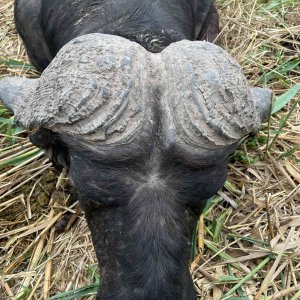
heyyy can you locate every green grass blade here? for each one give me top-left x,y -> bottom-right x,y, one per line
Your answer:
268,96 -> 300,151
290,289 -> 300,300
224,180 -> 242,196
0,117 -> 14,124
259,59 -> 300,84
203,196 -> 223,216
204,240 -> 244,272
0,59 -> 37,71
213,208 -> 232,243
222,256 -> 272,299
0,148 -> 42,167
263,0 -> 295,11
279,144 -> 300,158
48,284 -> 98,300
227,233 -> 269,246
272,84 -> 300,114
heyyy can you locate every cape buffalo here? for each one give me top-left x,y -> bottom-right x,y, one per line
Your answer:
0,1 -> 271,299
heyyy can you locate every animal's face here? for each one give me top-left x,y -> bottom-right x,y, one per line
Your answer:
67,138 -> 230,210
0,33 -> 271,299
30,128 -> 229,299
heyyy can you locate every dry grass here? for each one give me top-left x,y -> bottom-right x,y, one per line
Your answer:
0,0 -> 300,299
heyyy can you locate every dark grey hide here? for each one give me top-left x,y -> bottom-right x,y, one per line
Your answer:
0,1 -> 271,299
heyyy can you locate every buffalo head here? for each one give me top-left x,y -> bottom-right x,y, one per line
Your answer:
0,33 -> 271,299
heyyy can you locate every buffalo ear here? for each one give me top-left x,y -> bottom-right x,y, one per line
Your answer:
0,77 -> 39,112
30,128 -> 70,171
29,128 -> 54,148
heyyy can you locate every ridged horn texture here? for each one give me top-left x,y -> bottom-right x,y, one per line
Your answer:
161,42 -> 261,148
11,33 -> 269,148
15,34 -> 151,144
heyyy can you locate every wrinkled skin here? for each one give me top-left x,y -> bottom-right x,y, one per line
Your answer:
15,1 -> 223,299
